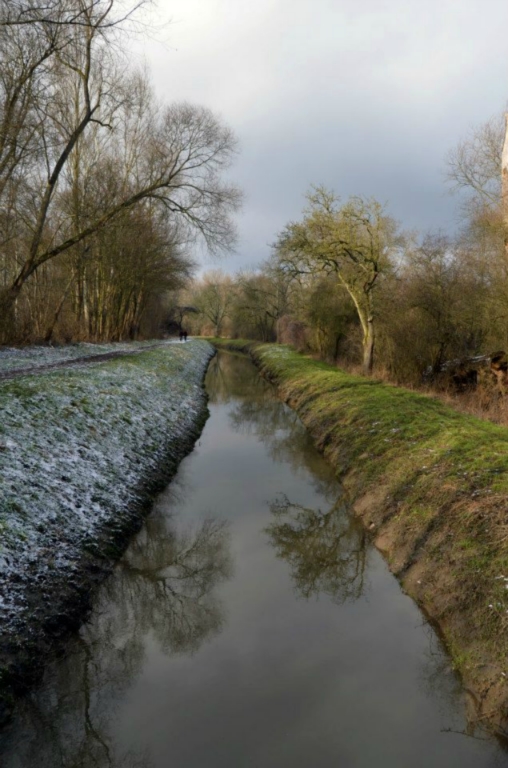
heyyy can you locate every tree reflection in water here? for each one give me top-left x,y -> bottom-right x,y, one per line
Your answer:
266,494 -> 368,604
208,352 -> 339,500
206,350 -> 274,405
1,513 -> 232,768
210,352 -> 366,602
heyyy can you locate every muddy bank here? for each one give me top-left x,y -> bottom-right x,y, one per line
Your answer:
213,340 -> 508,736
0,340 -> 214,725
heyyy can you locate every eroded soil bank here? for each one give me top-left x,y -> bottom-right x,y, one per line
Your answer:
0,340 -> 214,725
213,340 -> 508,735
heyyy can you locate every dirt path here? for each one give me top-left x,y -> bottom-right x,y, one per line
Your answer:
0,341 -> 185,381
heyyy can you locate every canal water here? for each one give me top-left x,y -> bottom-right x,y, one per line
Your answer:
1,350 -> 506,767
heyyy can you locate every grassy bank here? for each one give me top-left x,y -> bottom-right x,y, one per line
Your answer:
0,340 -> 214,723
213,339 -> 508,733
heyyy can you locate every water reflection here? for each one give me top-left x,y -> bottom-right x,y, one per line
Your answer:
121,514 -> 232,655
1,513 -> 232,768
206,350 -> 273,404
266,494 -> 368,603
208,351 -> 339,499
3,350 -> 507,767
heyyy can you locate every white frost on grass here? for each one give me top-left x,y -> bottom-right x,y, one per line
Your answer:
0,339 -> 171,373
0,340 -> 213,635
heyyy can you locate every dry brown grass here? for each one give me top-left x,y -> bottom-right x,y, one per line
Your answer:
433,387 -> 508,426
332,359 -> 508,428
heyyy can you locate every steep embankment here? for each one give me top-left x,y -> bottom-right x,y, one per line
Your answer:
214,339 -> 508,734
0,340 -> 214,724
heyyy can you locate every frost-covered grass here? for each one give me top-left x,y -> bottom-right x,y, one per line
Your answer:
0,339 -> 173,373
0,340 -> 213,640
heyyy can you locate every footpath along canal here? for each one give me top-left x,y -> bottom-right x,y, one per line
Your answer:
1,350 -> 507,767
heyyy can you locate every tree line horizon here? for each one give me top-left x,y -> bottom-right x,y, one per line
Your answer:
2,0 -> 507,390
188,114 -> 508,385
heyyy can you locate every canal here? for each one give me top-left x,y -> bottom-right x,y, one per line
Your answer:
1,350 -> 506,766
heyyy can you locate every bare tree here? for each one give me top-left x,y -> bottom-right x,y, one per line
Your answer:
274,187 -> 400,374
445,112 -> 505,251
446,111 -> 508,336
0,0 -> 146,333
446,114 -> 504,206
0,1 -> 241,341
502,114 -> 508,262
192,270 -> 235,336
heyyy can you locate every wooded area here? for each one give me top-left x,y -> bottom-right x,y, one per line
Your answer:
186,114 -> 508,408
0,0 -> 240,343
3,0 -> 508,414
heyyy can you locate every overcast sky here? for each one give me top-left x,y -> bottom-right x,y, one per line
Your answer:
134,0 -> 508,273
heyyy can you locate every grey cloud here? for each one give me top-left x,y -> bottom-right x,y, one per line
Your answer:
137,0 -> 508,272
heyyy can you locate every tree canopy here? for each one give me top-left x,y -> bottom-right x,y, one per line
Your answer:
273,187 -> 401,373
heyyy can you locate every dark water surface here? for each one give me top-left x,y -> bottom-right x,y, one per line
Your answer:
1,351 -> 507,767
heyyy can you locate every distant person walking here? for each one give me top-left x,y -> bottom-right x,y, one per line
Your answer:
183,330 -> 188,342
179,329 -> 184,342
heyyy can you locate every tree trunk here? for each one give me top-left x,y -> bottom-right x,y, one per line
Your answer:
0,286 -> 19,342
362,316 -> 375,375
341,281 -> 375,375
44,275 -> 74,343
502,113 -> 508,264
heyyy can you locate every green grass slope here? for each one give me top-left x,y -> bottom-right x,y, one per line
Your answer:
214,339 -> 508,734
